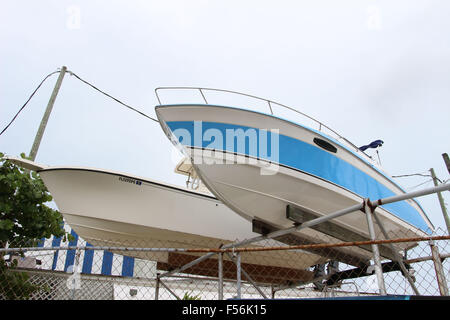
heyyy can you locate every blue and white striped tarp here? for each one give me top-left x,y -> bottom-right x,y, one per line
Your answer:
36,224 -> 136,277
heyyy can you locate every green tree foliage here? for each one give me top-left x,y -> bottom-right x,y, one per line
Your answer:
182,291 -> 202,300
0,152 -> 68,299
0,152 -> 66,247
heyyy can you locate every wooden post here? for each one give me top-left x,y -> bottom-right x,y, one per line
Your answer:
29,66 -> 67,161
430,168 -> 450,234
443,153 -> 450,174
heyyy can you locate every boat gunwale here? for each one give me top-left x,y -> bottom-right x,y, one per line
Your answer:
37,166 -> 218,201
154,87 -> 374,163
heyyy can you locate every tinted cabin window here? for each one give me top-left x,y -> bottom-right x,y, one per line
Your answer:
313,138 -> 337,153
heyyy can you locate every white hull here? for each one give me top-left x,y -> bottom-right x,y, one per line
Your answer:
191,149 -> 421,247
36,166 -> 327,269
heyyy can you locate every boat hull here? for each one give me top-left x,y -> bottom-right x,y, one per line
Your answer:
37,167 -> 327,269
155,104 -> 434,253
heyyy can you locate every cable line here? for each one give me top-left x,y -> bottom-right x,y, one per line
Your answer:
0,70 -> 60,137
66,70 -> 159,123
392,173 -> 443,184
1,68 -> 159,138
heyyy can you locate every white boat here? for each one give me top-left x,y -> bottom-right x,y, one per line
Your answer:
8,157 -> 339,276
155,87 -> 435,255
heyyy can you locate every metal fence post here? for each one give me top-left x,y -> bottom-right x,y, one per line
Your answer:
236,252 -> 241,299
155,273 -> 160,300
225,252 -> 268,299
218,252 -> 223,300
71,248 -> 81,300
372,211 -> 420,295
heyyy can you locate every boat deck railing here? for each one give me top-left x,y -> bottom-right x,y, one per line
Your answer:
154,87 -> 378,166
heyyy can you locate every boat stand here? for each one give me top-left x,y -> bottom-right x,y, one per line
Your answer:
156,274 -> 182,300
224,251 -> 268,299
157,201 -> 366,282
370,206 -> 420,295
155,183 -> 449,299
363,199 -> 387,295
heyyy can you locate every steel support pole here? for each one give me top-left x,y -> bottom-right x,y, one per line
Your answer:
29,66 -> 67,161
236,252 -> 241,299
218,253 -> 223,300
369,183 -> 450,208
158,278 -> 182,300
225,252 -> 268,299
429,240 -> 449,296
372,211 -> 420,295
364,199 -> 387,295
155,273 -> 160,300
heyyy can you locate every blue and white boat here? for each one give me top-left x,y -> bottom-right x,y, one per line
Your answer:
155,87 -> 434,254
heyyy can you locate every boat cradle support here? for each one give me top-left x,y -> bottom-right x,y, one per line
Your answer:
155,182 -> 450,298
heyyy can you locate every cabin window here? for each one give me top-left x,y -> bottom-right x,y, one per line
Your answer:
313,138 -> 337,153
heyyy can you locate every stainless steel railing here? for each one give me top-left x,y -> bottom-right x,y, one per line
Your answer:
154,86 -> 377,165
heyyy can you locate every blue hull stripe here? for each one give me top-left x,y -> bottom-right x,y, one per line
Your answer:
166,120 -> 431,233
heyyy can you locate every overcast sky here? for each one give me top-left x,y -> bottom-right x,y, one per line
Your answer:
0,0 -> 449,231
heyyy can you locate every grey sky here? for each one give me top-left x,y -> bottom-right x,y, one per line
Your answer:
0,0 -> 449,231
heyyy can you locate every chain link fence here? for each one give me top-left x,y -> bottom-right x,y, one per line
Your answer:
1,227 -> 449,300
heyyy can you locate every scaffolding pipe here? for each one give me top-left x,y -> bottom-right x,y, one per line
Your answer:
372,211 -> 420,295
225,252 -> 268,299
369,182 -> 450,208
158,278 -> 182,300
2,235 -> 450,254
364,199 -> 387,295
